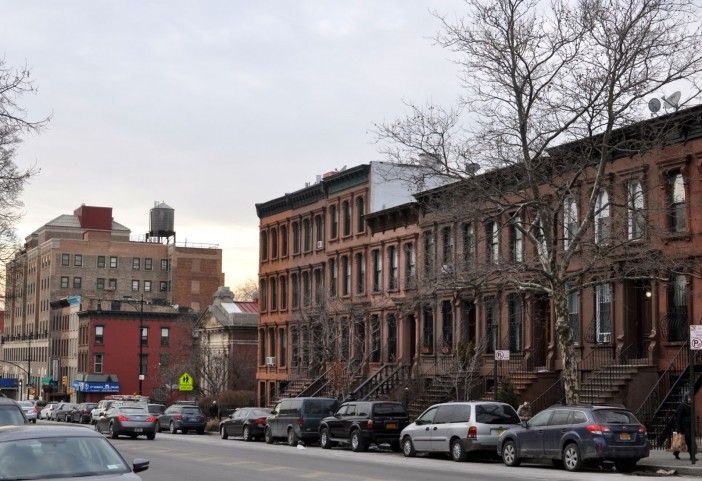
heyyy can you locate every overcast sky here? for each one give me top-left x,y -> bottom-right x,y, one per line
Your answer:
1,1 -> 465,289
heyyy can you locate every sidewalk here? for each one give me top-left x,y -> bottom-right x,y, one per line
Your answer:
637,449 -> 702,476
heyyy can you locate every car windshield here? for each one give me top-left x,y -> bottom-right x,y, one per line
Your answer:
182,407 -> 201,415
475,404 -> 520,424
17,402 -> 33,408
593,409 -> 638,424
372,403 -> 406,416
0,406 -> 26,425
0,436 -> 130,480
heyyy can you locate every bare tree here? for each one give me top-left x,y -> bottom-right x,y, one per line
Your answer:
376,0 -> 702,404
232,278 -> 258,302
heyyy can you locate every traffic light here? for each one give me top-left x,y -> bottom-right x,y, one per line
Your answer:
61,376 -> 68,387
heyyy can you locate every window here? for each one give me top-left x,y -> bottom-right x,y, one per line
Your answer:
97,256 -> 106,268
424,231 -> 435,275
462,223 -> 475,268
259,279 -> 267,311
595,190 -> 611,245
280,276 -> 287,309
442,226 -> 453,266
94,354 -> 103,374
260,230 -> 268,261
486,221 -> 499,264
292,221 -> 300,254
139,354 -> 148,376
132,257 -> 140,270
159,281 -> 168,292
342,256 -> 351,296
73,277 -> 82,289
370,315 -> 381,362
291,273 -> 299,308
356,197 -> 365,233
313,269 -> 322,305
314,215 -> 323,247
144,280 -> 152,292
74,254 -> 83,267
109,256 -> 118,269
96,278 -> 105,290
330,205 -> 338,239
95,326 -> 104,345
668,172 -> 686,233
563,196 -> 578,250
303,218 -> 311,252
404,243 -> 416,289
160,327 -> 170,346
60,276 -> 69,288
61,253 -> 70,266
280,225 -> 288,256
141,327 -> 148,347
355,253 -> 365,294
372,249 -> 382,292
527,410 -> 552,428
567,286 -> 580,343
626,180 -> 645,240
342,200 -> 351,237
160,259 -> 169,271
422,307 -> 434,354
441,300 -> 453,350
668,274 -> 689,342
108,278 -> 117,290
279,328 -> 287,367
510,216 -> 523,263
508,293 -> 523,352
595,283 -> 612,343
160,352 -> 170,367
302,271 -> 311,306
328,259 -> 337,297
270,278 -> 277,310
388,246 -> 398,289
485,298 -> 498,353
270,227 -> 278,258
387,314 -> 397,362
144,258 -> 152,270
131,280 -> 140,292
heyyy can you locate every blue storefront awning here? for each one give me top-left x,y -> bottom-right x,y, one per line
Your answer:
0,378 -> 18,389
72,380 -> 120,393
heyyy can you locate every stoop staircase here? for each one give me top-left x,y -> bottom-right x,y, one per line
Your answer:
579,362 -> 651,404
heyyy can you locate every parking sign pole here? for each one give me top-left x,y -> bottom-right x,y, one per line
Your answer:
690,346 -> 696,465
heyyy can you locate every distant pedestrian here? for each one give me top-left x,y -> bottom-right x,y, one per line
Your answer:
672,395 -> 693,460
209,400 -> 218,421
402,386 -> 410,410
517,402 -> 532,422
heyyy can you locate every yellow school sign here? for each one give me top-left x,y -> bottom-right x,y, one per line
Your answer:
178,372 -> 194,392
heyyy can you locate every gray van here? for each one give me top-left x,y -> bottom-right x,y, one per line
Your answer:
265,397 -> 339,446
400,401 -> 521,461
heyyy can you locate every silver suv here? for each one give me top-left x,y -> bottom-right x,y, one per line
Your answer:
400,401 -> 521,461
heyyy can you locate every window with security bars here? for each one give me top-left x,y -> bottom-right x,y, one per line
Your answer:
595,283 -> 612,343
441,300 -> 453,351
422,307 -> 434,354
667,275 -> 689,342
507,294 -> 523,352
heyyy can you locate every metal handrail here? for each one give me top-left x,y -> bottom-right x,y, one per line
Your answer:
361,364 -> 411,401
636,343 -> 688,421
345,364 -> 392,402
297,366 -> 334,398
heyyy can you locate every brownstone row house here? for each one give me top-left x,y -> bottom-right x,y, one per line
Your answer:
257,108 -> 702,446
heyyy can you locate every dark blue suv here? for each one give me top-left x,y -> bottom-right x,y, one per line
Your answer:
497,405 -> 649,472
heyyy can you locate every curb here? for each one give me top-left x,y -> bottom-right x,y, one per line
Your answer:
637,463 -> 702,476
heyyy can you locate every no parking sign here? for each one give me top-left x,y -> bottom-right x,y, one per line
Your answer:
690,325 -> 702,351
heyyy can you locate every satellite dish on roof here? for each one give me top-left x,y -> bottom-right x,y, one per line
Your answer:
648,98 -> 661,114
663,91 -> 681,111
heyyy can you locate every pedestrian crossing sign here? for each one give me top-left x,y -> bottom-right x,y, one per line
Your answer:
179,372 -> 194,391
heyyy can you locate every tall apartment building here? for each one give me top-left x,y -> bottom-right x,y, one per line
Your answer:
2,203 -> 224,399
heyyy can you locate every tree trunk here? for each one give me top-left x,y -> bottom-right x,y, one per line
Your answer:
553,289 -> 579,405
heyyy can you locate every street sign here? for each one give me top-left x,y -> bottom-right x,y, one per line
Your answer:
495,350 -> 510,361
179,372 -> 194,392
690,325 -> 702,351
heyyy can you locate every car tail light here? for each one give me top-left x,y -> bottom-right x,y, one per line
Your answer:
297,417 -> 304,427
175,415 -> 183,420
255,417 -> 267,426
367,419 -> 374,429
585,424 -> 610,435
638,425 -> 646,434
467,426 -> 477,439
146,416 -> 158,423
117,415 -> 129,422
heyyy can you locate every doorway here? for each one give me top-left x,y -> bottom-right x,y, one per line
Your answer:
625,280 -> 650,359
532,295 -> 550,367
407,314 -> 416,363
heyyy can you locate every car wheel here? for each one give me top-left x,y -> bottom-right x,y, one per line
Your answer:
146,433 -> 156,441
451,439 -> 468,462
221,426 -> 229,440
562,443 -> 582,472
169,421 -> 178,434
287,428 -> 298,447
109,423 -> 119,439
614,459 -> 638,473
265,427 -> 274,444
402,437 -> 416,457
350,430 -> 368,452
242,425 -> 251,442
502,440 -> 520,467
320,428 -> 332,449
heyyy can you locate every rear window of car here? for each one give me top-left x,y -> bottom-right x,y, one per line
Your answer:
303,400 -> 338,415
120,407 -> 147,414
251,409 -> 271,417
372,403 -> 407,416
475,404 -> 520,424
148,405 -> 164,414
593,409 -> 638,424
182,407 -> 202,415
0,405 -> 26,425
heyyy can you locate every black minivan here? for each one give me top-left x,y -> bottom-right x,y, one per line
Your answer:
265,397 -> 339,446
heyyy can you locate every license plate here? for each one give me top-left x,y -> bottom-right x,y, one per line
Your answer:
134,428 -> 143,433
386,422 -> 398,430
619,433 -> 631,441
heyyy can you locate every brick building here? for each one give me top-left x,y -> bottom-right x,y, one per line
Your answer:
1,204 -> 223,399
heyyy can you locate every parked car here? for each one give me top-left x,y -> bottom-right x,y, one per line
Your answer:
0,425 -> 149,480
497,404 -> 649,472
401,401 -> 521,461
91,399 -> 114,424
157,404 -> 206,434
54,402 -> 77,422
220,407 -> 272,441
265,397 -> 340,446
17,400 -> 39,423
40,402 -> 58,420
319,401 -> 409,452
0,398 -> 28,426
95,405 -> 158,440
71,402 -> 97,424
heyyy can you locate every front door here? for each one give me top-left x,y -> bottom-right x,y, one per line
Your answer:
412,406 -> 438,451
520,409 -> 552,458
408,315 -> 416,362
543,409 -> 571,457
625,280 -> 650,358
532,295 -> 550,367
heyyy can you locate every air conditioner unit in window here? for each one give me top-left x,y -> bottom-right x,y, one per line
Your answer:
316,241 -> 324,250
597,332 -> 612,344
265,356 -> 276,367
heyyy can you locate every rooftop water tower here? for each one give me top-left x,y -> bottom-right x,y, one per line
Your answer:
147,201 -> 175,243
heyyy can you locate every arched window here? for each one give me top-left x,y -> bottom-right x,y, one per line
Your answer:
627,180 -> 645,240
270,227 -> 278,258
594,190 -> 610,245
669,172 -> 686,233
342,201 -> 351,237
260,231 -> 268,261
563,196 -> 578,249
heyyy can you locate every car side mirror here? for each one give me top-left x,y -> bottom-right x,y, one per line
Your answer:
334,412 -> 341,418
415,419 -> 425,426
133,459 -> 150,473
